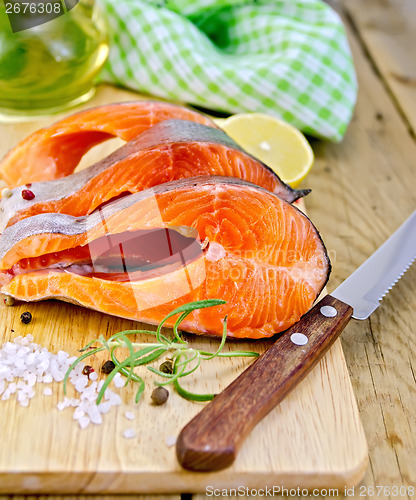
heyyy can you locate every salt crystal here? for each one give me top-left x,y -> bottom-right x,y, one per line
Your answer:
57,351 -> 69,363
125,411 -> 135,420
89,381 -> 97,391
2,389 -> 10,400
63,397 -> 72,407
108,393 -> 121,406
73,363 -> 84,375
0,335 -> 124,430
104,388 -> 114,401
13,358 -> 25,370
88,405 -> 103,425
26,353 -> 36,366
38,359 -> 50,372
16,346 -> 30,357
113,375 -> 125,388
26,388 -> 35,399
11,367 -> 22,377
42,373 -> 53,384
17,390 -> 27,402
52,370 -> 65,383
0,365 -> 9,378
57,401 -> 66,411
3,342 -> 17,354
165,436 -> 177,447
78,416 -> 91,430
75,377 -> 88,393
80,383 -> 97,401
98,401 -> 112,414
73,407 -> 85,420
123,428 -> 136,439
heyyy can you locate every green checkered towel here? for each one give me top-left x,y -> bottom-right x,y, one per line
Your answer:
98,0 -> 357,142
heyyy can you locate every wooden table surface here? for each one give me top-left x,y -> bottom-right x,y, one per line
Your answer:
1,0 -> 415,498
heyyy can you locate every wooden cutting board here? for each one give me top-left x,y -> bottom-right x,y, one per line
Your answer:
0,85 -> 367,494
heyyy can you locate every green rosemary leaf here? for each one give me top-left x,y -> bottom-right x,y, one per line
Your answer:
135,379 -> 146,403
177,355 -> 202,378
173,377 -> 215,402
98,334 -> 110,352
175,349 -> 198,368
109,329 -> 170,344
200,316 -> 228,360
110,345 -> 165,374
134,347 -> 167,365
172,311 -> 190,343
70,298 -> 263,406
79,339 -> 101,352
156,299 -> 226,342
147,366 -> 176,378
117,333 -> 136,386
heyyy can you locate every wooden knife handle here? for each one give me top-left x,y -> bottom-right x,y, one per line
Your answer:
176,294 -> 353,471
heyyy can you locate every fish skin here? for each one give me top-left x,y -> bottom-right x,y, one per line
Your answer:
0,101 -> 217,187
0,177 -> 330,339
0,120 -> 309,232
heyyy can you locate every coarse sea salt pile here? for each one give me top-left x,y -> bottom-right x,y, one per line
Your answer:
0,334 -> 124,430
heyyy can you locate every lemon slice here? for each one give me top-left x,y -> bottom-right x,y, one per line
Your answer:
218,113 -> 314,188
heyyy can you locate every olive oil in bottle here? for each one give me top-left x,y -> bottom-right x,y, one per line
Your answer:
0,0 -> 109,119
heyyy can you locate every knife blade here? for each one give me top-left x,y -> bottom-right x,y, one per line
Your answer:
176,210 -> 416,472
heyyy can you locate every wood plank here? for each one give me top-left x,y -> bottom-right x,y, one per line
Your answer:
339,0 -> 416,135
0,86 -> 366,493
304,3 -> 416,493
0,278 -> 366,494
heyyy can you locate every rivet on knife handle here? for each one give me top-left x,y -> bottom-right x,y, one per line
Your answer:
175,294 -> 353,472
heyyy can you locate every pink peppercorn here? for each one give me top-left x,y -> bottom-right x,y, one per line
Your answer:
22,189 -> 35,200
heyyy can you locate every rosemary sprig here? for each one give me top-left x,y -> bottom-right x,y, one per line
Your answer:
64,299 -> 259,403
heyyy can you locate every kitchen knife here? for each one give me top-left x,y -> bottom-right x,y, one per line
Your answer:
176,210 -> 416,472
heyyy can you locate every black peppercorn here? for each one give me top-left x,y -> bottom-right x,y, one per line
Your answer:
20,311 -> 32,324
159,360 -> 173,374
102,360 -> 116,374
151,386 -> 169,405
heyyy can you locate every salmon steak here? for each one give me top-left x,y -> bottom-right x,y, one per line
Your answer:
0,177 -> 330,339
0,101 -> 217,187
0,120 -> 308,232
